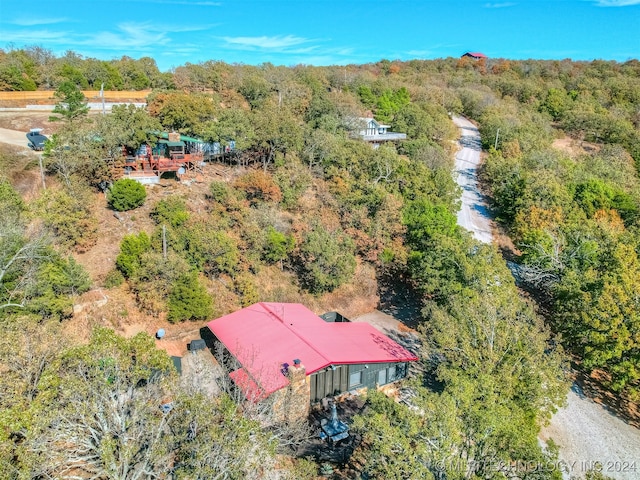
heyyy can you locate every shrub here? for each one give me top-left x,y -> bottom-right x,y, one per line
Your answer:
263,226 -> 295,265
234,274 -> 259,307
208,181 -> 232,203
150,197 -> 189,227
108,178 -> 146,211
36,185 -> 98,252
116,232 -> 151,278
167,273 -> 213,322
104,269 -> 124,288
234,171 -> 282,205
297,225 -> 356,294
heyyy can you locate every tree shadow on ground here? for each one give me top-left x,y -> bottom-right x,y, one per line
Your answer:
376,271 -> 422,330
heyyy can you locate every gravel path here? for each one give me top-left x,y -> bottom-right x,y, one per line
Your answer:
539,384 -> 640,480
452,115 -> 494,244
451,116 -> 640,480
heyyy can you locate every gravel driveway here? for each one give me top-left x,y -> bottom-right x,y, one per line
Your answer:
0,127 -> 31,150
452,115 -> 494,244
451,116 -> 640,480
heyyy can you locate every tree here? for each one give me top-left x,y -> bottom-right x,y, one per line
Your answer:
0,322 -> 307,479
167,272 -> 213,323
554,242 -> 640,399
116,232 -> 151,278
49,80 -> 89,123
263,226 -> 295,267
177,221 -> 239,278
108,178 -> 147,211
93,104 -> 162,177
27,255 -> 91,319
351,390 -> 435,480
234,170 -> 282,205
21,328 -> 176,479
150,197 -> 190,228
35,183 -> 98,252
251,102 -> 304,169
147,92 -> 216,136
297,224 -> 356,294
403,198 -> 459,252
0,225 -> 50,312
131,251 -> 190,315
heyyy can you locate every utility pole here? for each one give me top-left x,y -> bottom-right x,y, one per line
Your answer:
162,225 -> 167,260
494,128 -> 500,150
38,154 -> 46,190
100,82 -> 105,115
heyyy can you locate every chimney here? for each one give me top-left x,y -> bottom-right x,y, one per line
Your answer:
284,358 -> 310,421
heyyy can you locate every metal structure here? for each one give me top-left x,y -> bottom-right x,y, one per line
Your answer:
121,132 -> 204,181
319,402 -> 349,443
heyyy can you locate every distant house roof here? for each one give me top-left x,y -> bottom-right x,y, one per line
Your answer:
358,117 -> 391,129
207,302 -> 418,399
462,52 -> 487,59
352,116 -> 407,144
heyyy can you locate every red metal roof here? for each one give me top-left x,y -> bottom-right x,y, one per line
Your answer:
207,302 -> 418,398
464,52 -> 487,58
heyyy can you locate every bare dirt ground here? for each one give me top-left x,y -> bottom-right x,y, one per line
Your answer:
0,110 -> 58,133
552,136 -> 601,157
0,114 -> 382,363
539,382 -> 640,480
450,118 -> 640,480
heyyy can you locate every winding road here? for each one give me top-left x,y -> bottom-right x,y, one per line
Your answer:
451,116 -> 640,480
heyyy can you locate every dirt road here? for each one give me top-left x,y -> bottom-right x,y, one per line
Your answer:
540,384 -> 640,479
451,116 -> 640,480
452,115 -> 493,243
0,127 -> 30,150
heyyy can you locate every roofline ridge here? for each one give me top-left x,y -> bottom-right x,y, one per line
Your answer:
259,302 -> 333,367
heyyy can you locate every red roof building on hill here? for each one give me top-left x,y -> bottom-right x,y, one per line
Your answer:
207,302 -> 418,403
462,52 -> 488,59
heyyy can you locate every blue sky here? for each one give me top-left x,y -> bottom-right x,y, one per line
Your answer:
1,0 -> 638,71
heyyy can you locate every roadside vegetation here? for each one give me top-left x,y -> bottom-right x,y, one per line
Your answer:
1,47 -> 638,478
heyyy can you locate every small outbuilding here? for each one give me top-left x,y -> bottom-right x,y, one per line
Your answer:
462,52 -> 488,59
207,302 -> 418,405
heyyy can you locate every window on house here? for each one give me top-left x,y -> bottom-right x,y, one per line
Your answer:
377,368 -> 387,385
349,371 -> 362,388
388,365 -> 397,382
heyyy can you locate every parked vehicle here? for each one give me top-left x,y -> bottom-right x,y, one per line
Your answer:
26,128 -> 48,151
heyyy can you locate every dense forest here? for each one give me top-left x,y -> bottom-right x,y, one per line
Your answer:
1,46 -> 639,479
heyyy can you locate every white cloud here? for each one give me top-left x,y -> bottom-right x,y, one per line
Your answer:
11,17 -> 68,26
0,29 -> 71,44
88,23 -> 170,50
593,0 -> 640,5
222,35 -> 309,50
406,49 -> 433,57
81,22 -> 214,51
484,2 -> 516,7
138,0 -> 221,5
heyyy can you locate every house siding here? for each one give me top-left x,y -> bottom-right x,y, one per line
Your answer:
309,362 -> 409,403
310,365 -> 349,402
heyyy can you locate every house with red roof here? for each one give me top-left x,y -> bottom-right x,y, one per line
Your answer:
207,302 -> 418,406
462,52 -> 488,59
